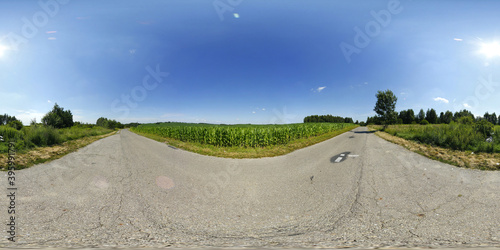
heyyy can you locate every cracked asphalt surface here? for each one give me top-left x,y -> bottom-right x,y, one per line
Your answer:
1,127 -> 499,248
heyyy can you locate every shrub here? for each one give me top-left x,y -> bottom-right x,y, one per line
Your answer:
458,116 -> 474,125
474,120 -> 494,137
25,126 -> 62,147
420,119 -> 429,125
0,125 -> 23,142
7,120 -> 23,130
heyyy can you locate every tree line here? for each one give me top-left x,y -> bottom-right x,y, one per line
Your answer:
1,103 -> 135,131
304,115 -> 354,124
367,108 -> 499,125
369,90 -> 499,126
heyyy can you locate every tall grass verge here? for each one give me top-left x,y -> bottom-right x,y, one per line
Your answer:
384,124 -> 500,153
0,125 -> 113,153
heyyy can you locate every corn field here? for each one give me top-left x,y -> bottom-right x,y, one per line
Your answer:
131,123 -> 355,147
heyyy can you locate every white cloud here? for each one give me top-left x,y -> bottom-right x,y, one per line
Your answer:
433,97 -> 449,104
47,100 -> 51,103
262,108 -> 266,111
252,111 -> 256,114
311,86 -> 326,93
14,110 -> 45,125
233,13 -> 240,18
463,103 -> 472,108
454,38 -> 463,41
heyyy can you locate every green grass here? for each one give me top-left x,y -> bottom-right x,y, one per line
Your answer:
382,124 -> 500,153
0,125 -> 114,154
131,122 -> 356,148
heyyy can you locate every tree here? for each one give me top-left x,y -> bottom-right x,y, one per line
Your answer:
399,109 -> 415,124
42,103 -> 74,128
416,109 -> 425,123
425,108 -> 438,124
374,90 -> 398,127
443,111 -> 453,124
96,117 -> 123,129
484,112 -> 498,125
453,109 -> 474,122
0,114 -> 20,126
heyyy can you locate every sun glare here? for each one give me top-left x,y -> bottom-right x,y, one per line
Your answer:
0,44 -> 9,57
479,42 -> 500,58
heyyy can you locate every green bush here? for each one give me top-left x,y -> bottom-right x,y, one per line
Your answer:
7,120 -> 23,130
474,120 -> 494,136
0,126 -> 23,142
420,119 -> 429,125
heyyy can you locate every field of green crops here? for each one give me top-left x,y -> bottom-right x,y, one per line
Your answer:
131,122 -> 356,147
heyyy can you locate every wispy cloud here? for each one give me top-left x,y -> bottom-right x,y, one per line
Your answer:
433,97 -> 449,103
463,103 -> 471,108
48,100 -> 51,103
312,86 -> 326,93
454,38 -> 463,41
46,31 -> 57,34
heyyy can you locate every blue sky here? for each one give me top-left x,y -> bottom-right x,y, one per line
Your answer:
1,0 -> 499,125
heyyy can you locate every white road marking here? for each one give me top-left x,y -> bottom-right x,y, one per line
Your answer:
335,157 -> 343,163
340,154 -> 345,157
348,155 -> 359,157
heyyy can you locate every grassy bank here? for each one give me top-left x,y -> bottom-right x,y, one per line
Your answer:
0,125 -> 116,170
368,124 -> 500,170
0,125 -> 114,153
131,123 -> 358,158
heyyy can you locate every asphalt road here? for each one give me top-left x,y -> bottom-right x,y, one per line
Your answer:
1,127 -> 499,248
